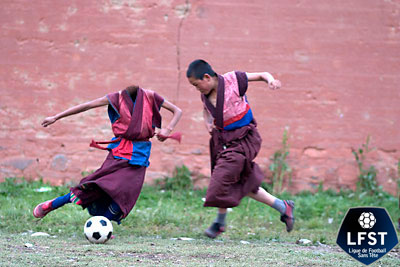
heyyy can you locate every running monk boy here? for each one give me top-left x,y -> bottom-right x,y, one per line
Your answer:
186,59 -> 294,238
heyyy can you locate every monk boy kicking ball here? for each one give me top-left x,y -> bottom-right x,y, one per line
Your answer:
186,59 -> 294,238
34,85 -> 182,227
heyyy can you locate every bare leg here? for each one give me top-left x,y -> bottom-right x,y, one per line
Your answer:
248,186 -> 295,232
247,186 -> 277,207
218,208 -> 227,214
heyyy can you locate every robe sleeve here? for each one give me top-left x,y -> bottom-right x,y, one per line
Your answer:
152,92 -> 164,128
235,71 -> 248,96
153,92 -> 164,110
107,92 -> 120,123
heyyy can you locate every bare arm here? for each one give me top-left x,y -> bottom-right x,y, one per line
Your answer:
246,72 -> 281,90
157,99 -> 182,141
42,96 -> 109,127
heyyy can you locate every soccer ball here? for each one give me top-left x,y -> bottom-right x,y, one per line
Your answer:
358,212 -> 376,229
84,216 -> 113,244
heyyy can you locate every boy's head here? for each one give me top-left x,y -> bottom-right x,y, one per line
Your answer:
186,59 -> 217,95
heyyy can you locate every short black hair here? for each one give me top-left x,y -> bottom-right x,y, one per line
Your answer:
186,59 -> 216,79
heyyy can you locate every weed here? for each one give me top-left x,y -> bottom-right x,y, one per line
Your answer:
397,160 -> 400,231
352,136 -> 380,195
155,165 -> 193,191
397,160 -> 400,196
269,129 -> 292,194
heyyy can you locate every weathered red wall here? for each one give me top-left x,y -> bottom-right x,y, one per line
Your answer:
1,0 -> 399,194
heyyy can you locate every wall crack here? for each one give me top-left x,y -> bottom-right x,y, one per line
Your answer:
175,0 -> 191,102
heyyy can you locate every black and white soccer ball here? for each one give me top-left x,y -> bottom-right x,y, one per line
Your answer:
84,216 -> 113,244
358,212 -> 376,229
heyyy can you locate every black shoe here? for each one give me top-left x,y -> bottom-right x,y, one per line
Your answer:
204,222 -> 225,239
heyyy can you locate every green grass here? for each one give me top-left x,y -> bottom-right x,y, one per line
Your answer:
0,178 -> 399,266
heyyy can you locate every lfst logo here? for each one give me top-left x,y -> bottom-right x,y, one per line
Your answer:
336,207 -> 398,265
358,212 -> 376,229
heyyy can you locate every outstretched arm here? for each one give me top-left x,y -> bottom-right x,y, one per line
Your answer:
42,96 -> 109,127
157,100 -> 182,141
246,72 -> 281,90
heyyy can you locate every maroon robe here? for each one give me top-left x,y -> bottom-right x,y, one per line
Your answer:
203,73 -> 264,208
71,88 -> 163,219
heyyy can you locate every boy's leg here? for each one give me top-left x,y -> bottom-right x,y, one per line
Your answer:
248,187 -> 295,232
33,192 -> 72,218
205,208 -> 227,238
52,192 -> 72,208
103,200 -> 123,223
87,200 -> 123,224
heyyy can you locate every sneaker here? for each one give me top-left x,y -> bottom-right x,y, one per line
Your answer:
33,199 -> 55,218
280,200 -> 295,232
204,222 -> 225,239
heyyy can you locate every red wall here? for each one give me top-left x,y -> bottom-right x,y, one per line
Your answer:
1,0 -> 399,194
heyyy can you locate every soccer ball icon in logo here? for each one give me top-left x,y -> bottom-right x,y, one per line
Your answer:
358,212 -> 376,229
84,216 -> 113,244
